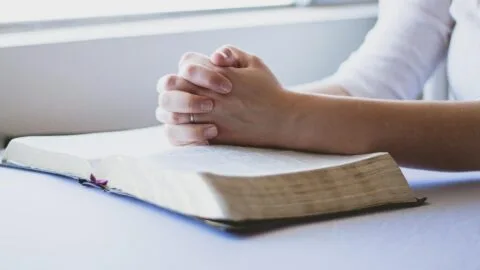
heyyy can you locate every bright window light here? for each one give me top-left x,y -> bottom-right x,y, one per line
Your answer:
0,0 -> 295,24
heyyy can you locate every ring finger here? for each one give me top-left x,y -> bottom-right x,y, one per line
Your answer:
155,108 -> 210,125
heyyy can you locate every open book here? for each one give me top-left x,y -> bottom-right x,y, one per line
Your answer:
1,126 -> 423,230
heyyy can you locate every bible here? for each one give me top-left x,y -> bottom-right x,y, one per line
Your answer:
1,126 -> 424,230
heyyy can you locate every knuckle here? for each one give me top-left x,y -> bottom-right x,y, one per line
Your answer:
250,54 -> 263,65
182,64 -> 198,78
169,113 -> 182,124
162,74 -> 178,90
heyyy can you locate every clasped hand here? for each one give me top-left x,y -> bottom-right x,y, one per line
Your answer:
156,45 -> 297,148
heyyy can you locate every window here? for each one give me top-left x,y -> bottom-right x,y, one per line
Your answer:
0,0 -> 375,26
0,0 -> 295,25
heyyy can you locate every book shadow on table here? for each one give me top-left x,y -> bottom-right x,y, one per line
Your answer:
101,188 -> 427,238
107,187 -> 428,238
217,199 -> 428,237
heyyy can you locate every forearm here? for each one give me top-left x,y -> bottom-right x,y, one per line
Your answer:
283,92 -> 480,171
289,81 -> 350,96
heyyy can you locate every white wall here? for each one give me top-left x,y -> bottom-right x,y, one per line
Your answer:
0,16 -> 376,143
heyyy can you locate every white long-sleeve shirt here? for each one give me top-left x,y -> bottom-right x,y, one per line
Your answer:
329,0 -> 480,100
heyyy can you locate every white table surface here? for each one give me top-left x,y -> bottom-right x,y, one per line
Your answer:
1,166 -> 479,270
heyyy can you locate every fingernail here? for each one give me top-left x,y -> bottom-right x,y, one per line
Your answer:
220,81 -> 232,93
201,100 -> 213,112
219,51 -> 229,60
223,48 -> 232,58
204,126 -> 218,139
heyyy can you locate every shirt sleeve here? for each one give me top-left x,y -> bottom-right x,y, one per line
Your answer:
327,0 -> 454,100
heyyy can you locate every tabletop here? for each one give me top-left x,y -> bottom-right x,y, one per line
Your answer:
1,166 -> 479,270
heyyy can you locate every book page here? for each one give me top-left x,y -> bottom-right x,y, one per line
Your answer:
8,126 -> 173,160
142,145 -> 384,177
7,125 -> 384,177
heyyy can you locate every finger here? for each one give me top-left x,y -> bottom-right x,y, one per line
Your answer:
210,50 -> 237,67
178,63 -> 232,94
178,51 -> 233,94
157,74 -> 205,94
155,108 -> 210,125
178,52 -> 211,69
159,90 -> 214,113
157,74 -> 221,100
165,124 -> 218,145
183,141 -> 210,146
155,108 -> 190,124
211,45 -> 253,68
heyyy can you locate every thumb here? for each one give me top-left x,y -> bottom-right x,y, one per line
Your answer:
210,45 -> 251,68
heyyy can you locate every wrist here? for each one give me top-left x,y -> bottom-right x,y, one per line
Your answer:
276,92 -> 377,154
275,91 -> 315,150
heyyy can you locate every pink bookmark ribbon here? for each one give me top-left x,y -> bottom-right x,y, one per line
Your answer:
90,174 -> 108,186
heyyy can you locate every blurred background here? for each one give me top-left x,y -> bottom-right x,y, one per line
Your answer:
0,0 -> 381,146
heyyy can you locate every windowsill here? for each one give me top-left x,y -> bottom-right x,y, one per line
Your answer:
0,3 -> 377,48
